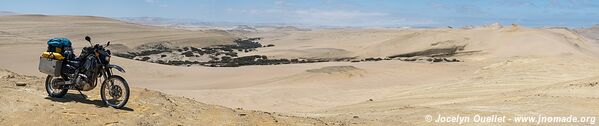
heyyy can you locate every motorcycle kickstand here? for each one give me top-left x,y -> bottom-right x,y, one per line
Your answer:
77,90 -> 87,99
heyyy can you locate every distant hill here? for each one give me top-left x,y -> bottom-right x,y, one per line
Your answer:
117,17 -> 315,30
575,24 -> 599,42
0,11 -> 19,16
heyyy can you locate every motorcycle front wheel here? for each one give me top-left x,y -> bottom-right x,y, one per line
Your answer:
45,75 -> 68,98
100,75 -> 130,109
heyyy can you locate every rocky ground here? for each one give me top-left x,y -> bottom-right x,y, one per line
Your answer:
0,68 -> 333,125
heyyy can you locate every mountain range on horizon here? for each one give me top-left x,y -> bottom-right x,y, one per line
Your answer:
2,10 -> 599,29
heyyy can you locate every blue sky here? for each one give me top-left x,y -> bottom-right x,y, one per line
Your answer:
1,0 -> 599,27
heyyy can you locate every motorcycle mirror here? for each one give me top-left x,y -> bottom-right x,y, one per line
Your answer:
85,36 -> 91,42
107,41 -> 110,47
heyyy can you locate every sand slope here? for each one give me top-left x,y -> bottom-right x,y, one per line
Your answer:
0,15 -> 237,51
3,15 -> 599,125
0,15 -> 236,75
0,68 -> 329,125
576,25 -> 599,43
245,25 -> 599,61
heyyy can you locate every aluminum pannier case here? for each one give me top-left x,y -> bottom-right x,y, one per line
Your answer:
38,57 -> 63,76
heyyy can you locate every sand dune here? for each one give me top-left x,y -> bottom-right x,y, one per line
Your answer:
247,24 -> 599,61
0,69 -> 328,125
576,25 -> 599,43
3,15 -> 599,125
0,15 -> 236,75
0,15 -> 236,49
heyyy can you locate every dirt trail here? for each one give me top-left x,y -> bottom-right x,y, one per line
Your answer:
0,68 -> 330,126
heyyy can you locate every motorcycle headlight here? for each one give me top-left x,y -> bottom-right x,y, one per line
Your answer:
105,56 -> 111,62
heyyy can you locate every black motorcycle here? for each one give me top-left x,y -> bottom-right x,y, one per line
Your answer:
43,36 -> 130,109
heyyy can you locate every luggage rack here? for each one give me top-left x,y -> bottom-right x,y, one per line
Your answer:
38,57 -> 63,77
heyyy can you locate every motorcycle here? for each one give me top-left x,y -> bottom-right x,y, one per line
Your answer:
42,36 -> 130,109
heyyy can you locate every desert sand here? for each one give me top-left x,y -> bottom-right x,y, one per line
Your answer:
2,15 -> 599,125
0,69 -> 327,125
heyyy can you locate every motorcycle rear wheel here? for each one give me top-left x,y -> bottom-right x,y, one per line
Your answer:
45,75 -> 68,98
100,75 -> 130,109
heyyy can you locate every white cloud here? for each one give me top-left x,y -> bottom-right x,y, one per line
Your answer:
227,8 -> 282,15
224,8 -> 432,26
144,0 -> 168,8
274,0 -> 286,6
290,9 -> 396,26
294,9 -> 388,19
145,0 -> 157,3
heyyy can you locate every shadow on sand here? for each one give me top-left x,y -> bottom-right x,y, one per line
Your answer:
45,93 -> 134,111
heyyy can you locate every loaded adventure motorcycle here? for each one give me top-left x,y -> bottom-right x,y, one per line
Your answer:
38,36 -> 130,109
